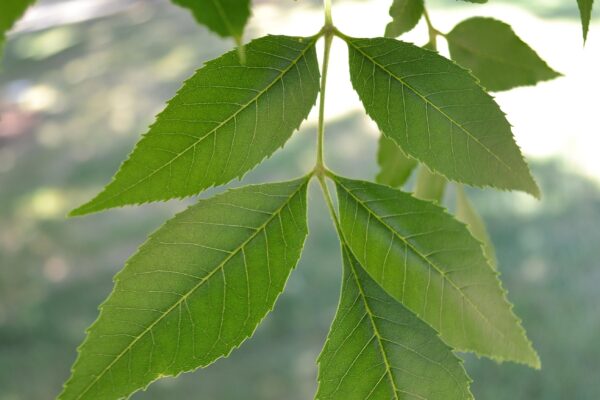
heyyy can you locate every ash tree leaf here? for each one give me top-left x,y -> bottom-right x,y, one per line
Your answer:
59,178 -> 310,400
0,0 -> 36,56
577,0 -> 594,42
455,185 -> 497,270
71,35 -> 319,216
316,245 -> 473,400
385,0 -> 424,38
344,36 -> 540,198
447,17 -> 561,92
414,166 -> 446,203
171,0 -> 250,42
333,175 -> 540,367
376,135 -> 417,188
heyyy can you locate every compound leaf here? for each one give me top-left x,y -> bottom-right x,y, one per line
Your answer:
455,185 -> 497,270
577,0 -> 594,42
71,35 -> 319,216
385,0 -> 424,38
376,135 -> 417,188
171,0 -> 250,41
344,36 -> 539,197
316,246 -> 473,400
333,176 -> 540,367
59,178 -> 310,400
447,17 -> 561,92
0,0 -> 36,56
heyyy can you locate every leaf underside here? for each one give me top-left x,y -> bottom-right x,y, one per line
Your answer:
447,17 -> 561,92
385,0 -> 424,38
345,36 -> 540,197
71,35 -> 319,216
59,178 -> 309,400
171,0 -> 250,40
317,245 -> 473,400
0,0 -> 37,55
333,176 -> 540,368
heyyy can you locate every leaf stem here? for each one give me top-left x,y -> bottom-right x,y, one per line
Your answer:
315,30 -> 333,176
324,0 -> 333,27
317,174 -> 343,236
422,7 -> 445,48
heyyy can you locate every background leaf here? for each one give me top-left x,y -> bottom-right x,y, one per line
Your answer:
455,185 -> 497,270
0,0 -> 36,56
577,0 -> 594,42
376,135 -> 417,188
316,246 -> 473,400
333,176 -> 540,367
71,35 -> 319,216
171,0 -> 250,42
447,17 -> 561,92
60,178 -> 309,400
414,166 -> 446,203
344,36 -> 539,197
384,0 -> 424,38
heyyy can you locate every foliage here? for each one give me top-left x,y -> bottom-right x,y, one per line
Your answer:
0,0 -> 595,399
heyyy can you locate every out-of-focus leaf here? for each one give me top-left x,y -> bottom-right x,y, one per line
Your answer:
414,166 -> 446,203
384,0 -> 424,38
171,0 -> 250,41
447,17 -> 561,92
456,185 -> 497,269
0,0 -> 36,56
376,135 -> 417,188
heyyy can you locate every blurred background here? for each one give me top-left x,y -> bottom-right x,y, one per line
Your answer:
0,0 -> 599,399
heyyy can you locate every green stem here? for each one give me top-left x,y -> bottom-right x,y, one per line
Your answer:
422,7 -> 445,48
318,175 -> 343,235
315,31 -> 333,175
324,0 -> 333,27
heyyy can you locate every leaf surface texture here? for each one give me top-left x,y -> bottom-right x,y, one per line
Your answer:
345,36 -> 539,197
72,35 -> 319,215
60,178 -> 309,399
333,176 -> 540,367
317,245 -> 473,400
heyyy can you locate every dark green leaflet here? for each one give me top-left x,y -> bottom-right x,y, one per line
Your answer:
333,176 -> 540,367
0,0 -> 36,55
316,246 -> 473,400
171,0 -> 250,41
71,35 -> 319,216
344,36 -> 540,197
59,178 -> 309,399
385,0 -> 424,38
577,0 -> 594,41
376,135 -> 417,188
447,18 -> 561,92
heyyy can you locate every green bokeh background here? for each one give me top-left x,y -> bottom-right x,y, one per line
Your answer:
1,1 -> 598,399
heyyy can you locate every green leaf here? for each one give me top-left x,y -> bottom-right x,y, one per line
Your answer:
0,0 -> 36,56
59,178 -> 310,400
316,246 -> 473,400
384,0 -> 424,38
71,35 -> 319,216
376,135 -> 417,188
447,17 -> 561,92
171,0 -> 250,41
344,36 -> 540,197
414,166 -> 446,203
333,175 -> 540,367
455,185 -> 497,270
577,0 -> 594,42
